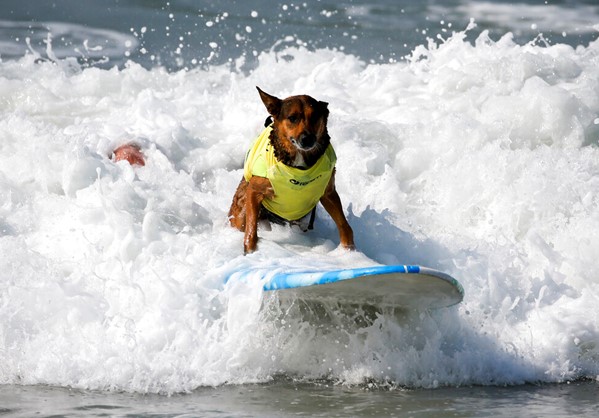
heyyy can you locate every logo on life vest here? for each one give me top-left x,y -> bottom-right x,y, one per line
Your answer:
289,174 -> 322,186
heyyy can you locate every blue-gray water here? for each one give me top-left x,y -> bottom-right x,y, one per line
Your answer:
2,380 -> 599,417
1,0 -> 599,417
2,0 -> 598,69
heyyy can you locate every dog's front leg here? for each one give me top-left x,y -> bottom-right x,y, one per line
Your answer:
228,178 -> 248,231
320,171 -> 355,250
244,176 -> 274,254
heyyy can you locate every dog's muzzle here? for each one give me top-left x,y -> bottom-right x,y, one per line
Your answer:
293,133 -> 317,150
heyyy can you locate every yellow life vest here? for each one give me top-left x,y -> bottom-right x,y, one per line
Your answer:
243,125 -> 336,221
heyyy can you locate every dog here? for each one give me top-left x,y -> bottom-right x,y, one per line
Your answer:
228,87 -> 355,254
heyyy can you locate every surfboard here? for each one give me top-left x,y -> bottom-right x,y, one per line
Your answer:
229,265 -> 463,310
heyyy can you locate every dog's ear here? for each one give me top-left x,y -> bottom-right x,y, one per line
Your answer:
256,86 -> 282,118
318,100 -> 329,117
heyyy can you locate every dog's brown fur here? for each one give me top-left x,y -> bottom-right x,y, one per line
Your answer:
228,87 -> 355,254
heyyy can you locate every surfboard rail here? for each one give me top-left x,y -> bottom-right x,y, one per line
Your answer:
228,264 -> 464,310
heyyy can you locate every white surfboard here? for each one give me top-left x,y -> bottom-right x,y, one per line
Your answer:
229,265 -> 463,310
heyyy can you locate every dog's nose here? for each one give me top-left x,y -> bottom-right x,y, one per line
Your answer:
297,133 -> 316,149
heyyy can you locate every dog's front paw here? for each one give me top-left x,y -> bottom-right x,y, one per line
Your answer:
243,233 -> 258,254
339,226 -> 355,251
342,242 -> 356,251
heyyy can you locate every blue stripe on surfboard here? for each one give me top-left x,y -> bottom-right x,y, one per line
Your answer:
226,264 -> 464,308
226,264 -> 464,302
264,265 -> 422,291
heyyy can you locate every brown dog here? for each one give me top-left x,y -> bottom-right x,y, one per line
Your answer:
228,87 -> 355,254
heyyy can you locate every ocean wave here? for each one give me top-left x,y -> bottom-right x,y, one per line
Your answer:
1,25 -> 598,393
0,20 -> 138,66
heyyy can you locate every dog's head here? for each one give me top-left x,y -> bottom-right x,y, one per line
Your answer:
257,86 -> 330,168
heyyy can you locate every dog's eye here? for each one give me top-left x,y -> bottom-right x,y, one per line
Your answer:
288,115 -> 298,123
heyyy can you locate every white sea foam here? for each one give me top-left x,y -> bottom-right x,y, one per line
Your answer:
1,25 -> 599,393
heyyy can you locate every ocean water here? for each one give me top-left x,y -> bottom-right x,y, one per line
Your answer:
1,0 -> 599,416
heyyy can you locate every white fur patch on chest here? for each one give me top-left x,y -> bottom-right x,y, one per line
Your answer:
292,152 -> 308,168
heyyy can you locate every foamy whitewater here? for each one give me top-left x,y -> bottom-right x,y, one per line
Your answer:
1,22 -> 599,394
